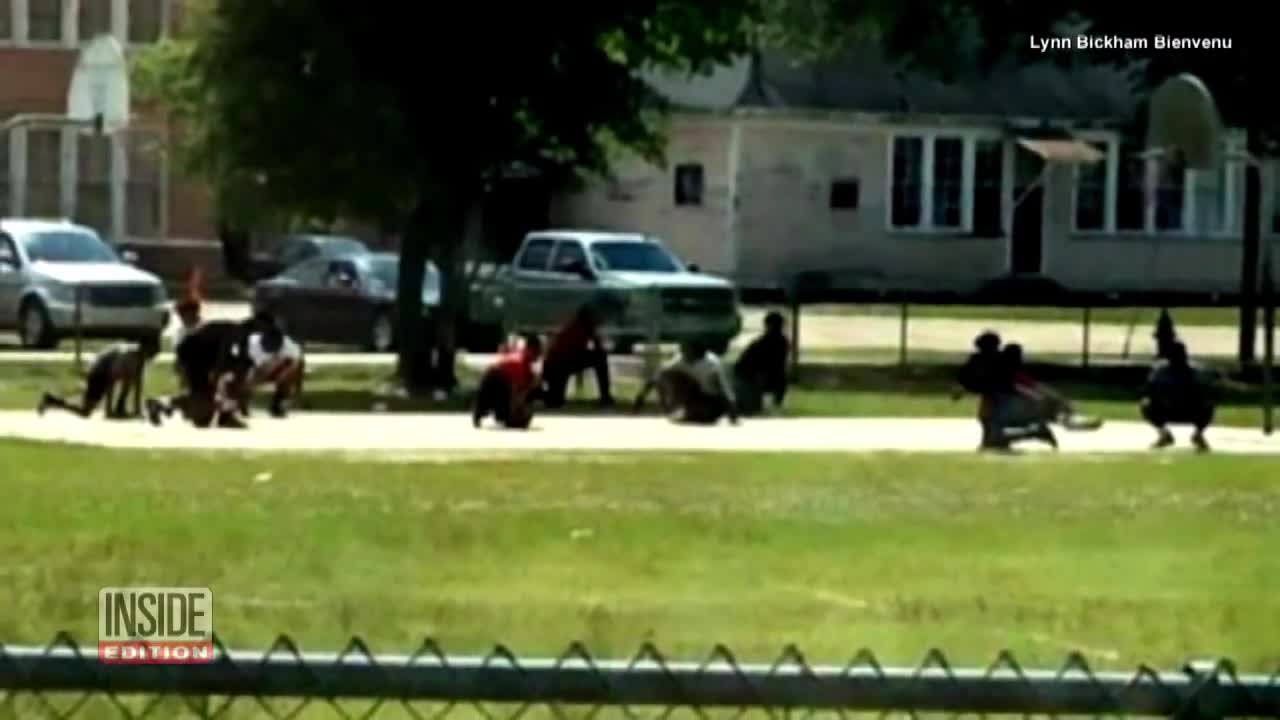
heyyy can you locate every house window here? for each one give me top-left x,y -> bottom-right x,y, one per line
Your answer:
75,134 -> 112,235
1153,162 -> 1186,231
828,178 -> 859,210
973,139 -> 1004,236
1073,141 -> 1108,231
79,0 -> 113,40
1191,164 -> 1228,235
674,163 -> 703,206
1074,137 -> 1242,236
0,0 -> 14,41
125,132 -> 162,237
27,0 -> 63,43
1271,168 -> 1280,234
891,134 -> 1001,232
931,137 -> 964,228
25,128 -> 62,217
128,0 -> 164,44
1115,141 -> 1147,231
890,136 -> 924,227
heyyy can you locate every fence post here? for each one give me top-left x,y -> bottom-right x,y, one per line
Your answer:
643,286 -> 662,384
1262,244 -> 1275,435
898,303 -> 909,367
1081,306 -> 1092,369
73,284 -> 84,371
789,289 -> 801,379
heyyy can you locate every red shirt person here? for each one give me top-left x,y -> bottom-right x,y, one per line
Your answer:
473,335 -> 543,429
540,304 -> 614,408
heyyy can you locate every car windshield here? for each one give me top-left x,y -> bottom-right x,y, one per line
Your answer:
590,241 -> 681,273
316,237 -> 367,256
368,257 -> 440,297
23,230 -> 118,263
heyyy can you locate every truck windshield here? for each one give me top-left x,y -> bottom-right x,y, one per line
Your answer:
23,231 -> 118,263
590,241 -> 681,273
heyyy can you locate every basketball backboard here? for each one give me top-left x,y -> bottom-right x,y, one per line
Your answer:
1146,73 -> 1222,171
67,34 -> 131,135
640,56 -> 752,111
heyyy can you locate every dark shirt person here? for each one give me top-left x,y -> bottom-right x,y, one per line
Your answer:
38,337 -> 159,419
1141,341 -> 1216,451
733,311 -> 791,415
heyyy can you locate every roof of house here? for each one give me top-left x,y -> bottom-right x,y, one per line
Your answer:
734,46 -> 1139,122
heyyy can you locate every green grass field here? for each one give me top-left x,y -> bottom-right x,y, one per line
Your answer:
0,441 -> 1275,671
1,358 -> 1271,428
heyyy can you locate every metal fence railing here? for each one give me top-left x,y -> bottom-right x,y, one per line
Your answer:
2,633 -> 1279,718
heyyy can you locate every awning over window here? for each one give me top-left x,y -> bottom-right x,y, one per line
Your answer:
1016,138 -> 1105,164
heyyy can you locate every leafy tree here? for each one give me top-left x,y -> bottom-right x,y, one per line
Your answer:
135,0 -> 763,391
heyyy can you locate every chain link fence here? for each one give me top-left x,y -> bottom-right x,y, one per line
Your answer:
1,633 -> 1278,718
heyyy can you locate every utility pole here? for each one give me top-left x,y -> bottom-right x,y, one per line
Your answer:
1239,126 -> 1264,365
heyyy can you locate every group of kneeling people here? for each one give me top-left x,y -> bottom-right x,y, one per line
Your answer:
956,329 -> 1219,451
38,299 -> 306,429
473,305 -> 791,429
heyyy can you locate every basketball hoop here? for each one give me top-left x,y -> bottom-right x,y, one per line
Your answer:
2,35 -> 130,137
1148,73 -> 1222,171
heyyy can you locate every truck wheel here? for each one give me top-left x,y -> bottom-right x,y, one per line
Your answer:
367,311 -> 396,352
18,298 -> 58,349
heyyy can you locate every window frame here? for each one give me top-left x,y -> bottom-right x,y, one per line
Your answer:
1071,130 -> 1245,238
885,130 -> 1006,234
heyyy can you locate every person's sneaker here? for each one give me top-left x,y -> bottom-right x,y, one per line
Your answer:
472,410 -> 483,429
216,413 -> 248,430
36,394 -> 48,416
145,398 -> 165,427
1192,432 -> 1211,453
1152,429 -> 1176,450
269,398 -> 288,419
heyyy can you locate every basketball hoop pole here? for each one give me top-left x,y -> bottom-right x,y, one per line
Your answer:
1263,184 -> 1275,436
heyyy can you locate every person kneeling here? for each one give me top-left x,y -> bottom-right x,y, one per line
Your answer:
634,340 -> 739,425
733,311 -> 790,416
39,336 -> 159,420
473,334 -> 542,429
239,324 -> 305,418
1140,341 -> 1216,452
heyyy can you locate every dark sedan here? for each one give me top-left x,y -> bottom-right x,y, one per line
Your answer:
252,252 -> 440,351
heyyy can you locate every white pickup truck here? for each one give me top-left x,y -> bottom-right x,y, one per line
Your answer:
469,230 -> 742,354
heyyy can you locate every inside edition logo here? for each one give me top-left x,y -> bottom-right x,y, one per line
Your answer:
98,587 -> 214,664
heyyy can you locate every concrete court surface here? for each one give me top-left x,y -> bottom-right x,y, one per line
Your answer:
1,411 -> 1276,456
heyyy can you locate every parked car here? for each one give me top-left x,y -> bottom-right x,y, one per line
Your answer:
252,252 -> 440,351
245,233 -> 372,283
0,218 -> 170,349
469,230 -> 743,353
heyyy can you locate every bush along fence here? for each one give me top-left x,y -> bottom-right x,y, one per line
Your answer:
1,633 -> 1279,718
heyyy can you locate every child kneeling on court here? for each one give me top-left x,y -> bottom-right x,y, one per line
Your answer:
38,336 -> 160,419
472,334 -> 542,429
633,339 -> 739,425
238,324 -> 305,418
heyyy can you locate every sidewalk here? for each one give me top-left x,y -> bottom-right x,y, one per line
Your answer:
1,412 -> 1275,455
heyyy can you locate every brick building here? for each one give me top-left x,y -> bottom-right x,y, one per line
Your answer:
1,0 -> 214,246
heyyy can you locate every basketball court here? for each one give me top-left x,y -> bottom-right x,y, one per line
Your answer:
1,410 -> 1276,456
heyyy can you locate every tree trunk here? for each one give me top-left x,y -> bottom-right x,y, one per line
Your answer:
397,176 -> 474,394
216,221 -> 254,287
396,200 -> 434,393
1238,127 -> 1264,365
